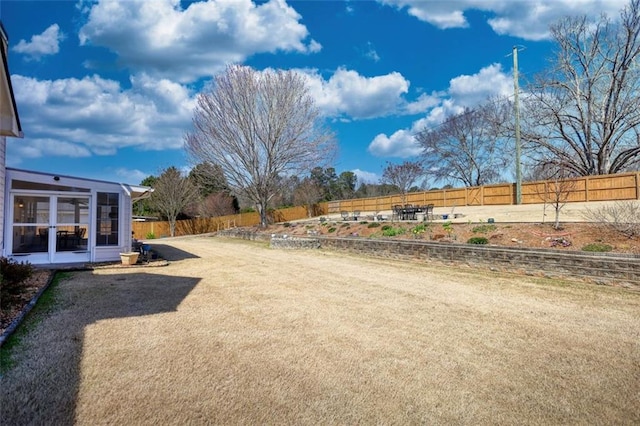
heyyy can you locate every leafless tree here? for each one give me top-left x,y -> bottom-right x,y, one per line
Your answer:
529,163 -> 577,229
415,101 -> 511,187
185,65 -> 336,227
148,167 -> 199,237
198,192 -> 237,217
381,161 -> 425,205
520,0 -> 640,176
293,177 -> 324,218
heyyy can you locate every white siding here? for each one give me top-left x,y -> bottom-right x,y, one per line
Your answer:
0,136 -> 5,252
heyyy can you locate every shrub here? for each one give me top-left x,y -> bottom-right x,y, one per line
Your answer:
0,257 -> 34,296
467,237 -> 489,245
411,223 -> 430,237
367,222 -> 381,228
381,225 -> 392,231
359,221 -> 368,225
340,222 -> 350,228
282,222 -> 292,228
328,227 -> 336,233
145,232 -> 156,239
382,227 -> 405,237
581,243 -> 613,252
582,200 -> 640,238
472,224 -> 496,234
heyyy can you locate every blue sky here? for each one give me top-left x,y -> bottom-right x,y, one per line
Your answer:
0,0 -> 630,186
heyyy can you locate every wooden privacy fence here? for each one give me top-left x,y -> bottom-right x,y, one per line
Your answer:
132,172 -> 639,238
328,171 -> 640,214
131,204 -> 329,238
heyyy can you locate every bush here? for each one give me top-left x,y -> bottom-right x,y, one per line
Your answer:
381,225 -> 392,231
582,201 -> 640,238
382,227 -> 406,237
145,232 -> 156,239
0,257 -> 34,295
472,224 -> 496,234
467,237 -> 489,244
328,227 -> 336,233
367,222 -> 381,228
582,243 -> 613,252
411,223 -> 430,237
282,222 -> 292,228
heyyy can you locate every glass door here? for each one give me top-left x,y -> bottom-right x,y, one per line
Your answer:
10,195 -> 51,264
10,194 -> 91,264
53,196 -> 90,263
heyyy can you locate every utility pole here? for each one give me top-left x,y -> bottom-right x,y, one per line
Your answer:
513,46 -> 522,205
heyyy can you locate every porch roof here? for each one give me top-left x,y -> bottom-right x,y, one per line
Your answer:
7,167 -> 152,199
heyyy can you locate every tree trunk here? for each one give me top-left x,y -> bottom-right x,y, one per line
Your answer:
169,219 -> 176,237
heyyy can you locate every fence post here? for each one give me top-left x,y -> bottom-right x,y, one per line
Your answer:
637,172 -> 640,200
583,176 -> 588,202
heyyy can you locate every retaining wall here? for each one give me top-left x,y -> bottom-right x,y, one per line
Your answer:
215,230 -> 640,290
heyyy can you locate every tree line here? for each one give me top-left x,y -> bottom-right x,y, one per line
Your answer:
142,1 -> 640,230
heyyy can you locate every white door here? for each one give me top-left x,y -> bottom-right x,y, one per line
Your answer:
10,194 -> 91,264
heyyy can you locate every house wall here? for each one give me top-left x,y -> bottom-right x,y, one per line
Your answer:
0,136 -> 5,252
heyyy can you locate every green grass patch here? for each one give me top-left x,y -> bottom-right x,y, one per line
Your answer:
472,224 -> 497,234
367,222 -> 381,228
382,227 -> 406,237
467,236 -> 489,244
581,243 -> 613,252
1,272 -> 69,374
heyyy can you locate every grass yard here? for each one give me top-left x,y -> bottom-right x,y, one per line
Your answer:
1,236 -> 639,425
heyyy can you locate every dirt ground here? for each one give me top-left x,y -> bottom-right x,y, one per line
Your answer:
1,236 -> 639,425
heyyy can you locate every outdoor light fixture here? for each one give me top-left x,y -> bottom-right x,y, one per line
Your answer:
18,199 -> 24,208
53,176 -> 60,181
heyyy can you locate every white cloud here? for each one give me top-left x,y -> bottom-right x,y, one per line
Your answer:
368,63 -> 511,158
352,169 -> 379,184
378,0 -> 628,40
9,73 -> 196,160
368,129 -> 422,158
448,63 -> 512,105
78,0 -> 320,83
12,24 -> 65,60
302,68 -> 410,119
113,167 -> 150,184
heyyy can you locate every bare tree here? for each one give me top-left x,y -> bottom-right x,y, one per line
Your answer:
293,177 -> 324,218
415,102 -> 511,187
148,167 -> 199,237
381,161 -> 425,205
198,192 -> 237,217
521,0 -> 640,175
185,65 -> 336,227
530,163 -> 577,229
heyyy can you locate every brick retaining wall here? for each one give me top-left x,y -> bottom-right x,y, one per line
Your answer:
216,230 -> 640,289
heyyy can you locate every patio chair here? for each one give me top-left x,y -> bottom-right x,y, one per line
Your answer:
341,211 -> 349,221
425,204 -> 435,221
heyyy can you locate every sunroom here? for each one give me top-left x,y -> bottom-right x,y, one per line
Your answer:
4,167 -> 151,265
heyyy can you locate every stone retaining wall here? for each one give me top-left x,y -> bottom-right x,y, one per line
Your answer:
270,236 -> 321,249
216,230 -> 640,289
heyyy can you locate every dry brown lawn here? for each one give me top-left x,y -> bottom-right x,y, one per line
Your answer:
1,236 -> 639,425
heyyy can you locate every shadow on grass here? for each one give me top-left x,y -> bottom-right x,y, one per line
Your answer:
148,243 -> 201,261
0,269 -> 200,425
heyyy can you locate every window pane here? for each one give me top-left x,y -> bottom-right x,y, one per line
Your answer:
96,192 -> 119,246
13,196 -> 49,224
13,226 -> 47,253
57,197 -> 89,224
